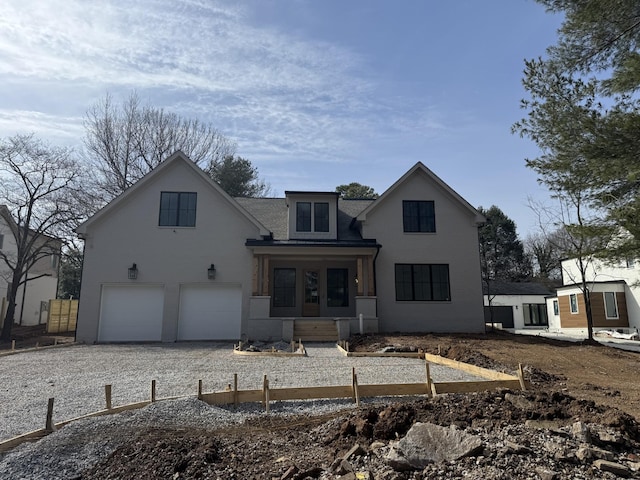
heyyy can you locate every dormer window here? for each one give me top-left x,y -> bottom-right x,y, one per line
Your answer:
296,201 -> 329,233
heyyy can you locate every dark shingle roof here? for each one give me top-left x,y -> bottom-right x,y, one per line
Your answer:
234,197 -> 374,242
483,280 -> 555,296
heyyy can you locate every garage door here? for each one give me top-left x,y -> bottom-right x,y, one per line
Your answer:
178,284 -> 241,340
99,285 -> 164,342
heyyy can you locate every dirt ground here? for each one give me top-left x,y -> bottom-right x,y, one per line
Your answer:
0,324 -> 75,351
8,327 -> 640,478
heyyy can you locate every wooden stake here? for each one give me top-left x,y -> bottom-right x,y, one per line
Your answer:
45,398 -> 55,432
352,367 -> 360,407
11,340 -> 15,351
517,363 -> 527,391
425,360 -> 433,398
263,374 -> 270,413
198,380 -> 203,400
54,338 -> 58,346
105,385 -> 112,410
35,342 -> 39,349
233,373 -> 238,407
151,380 -> 156,403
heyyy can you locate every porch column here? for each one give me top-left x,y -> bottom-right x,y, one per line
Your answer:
356,257 -> 364,296
261,255 -> 270,296
252,256 -> 259,296
367,254 -> 375,296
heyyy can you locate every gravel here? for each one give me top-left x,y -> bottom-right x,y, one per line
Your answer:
0,342 -> 483,479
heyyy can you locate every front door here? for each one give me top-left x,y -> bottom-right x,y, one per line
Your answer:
302,270 -> 320,316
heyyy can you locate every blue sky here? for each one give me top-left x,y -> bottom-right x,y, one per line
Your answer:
0,0 -> 562,237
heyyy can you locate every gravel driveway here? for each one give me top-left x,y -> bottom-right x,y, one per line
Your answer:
0,342 -> 481,441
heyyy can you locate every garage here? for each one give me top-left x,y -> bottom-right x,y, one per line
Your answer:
98,285 -> 164,342
178,284 -> 242,340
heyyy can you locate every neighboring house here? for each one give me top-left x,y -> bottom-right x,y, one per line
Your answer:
545,257 -> 637,336
75,152 -> 486,343
483,280 -> 555,330
0,205 -> 61,326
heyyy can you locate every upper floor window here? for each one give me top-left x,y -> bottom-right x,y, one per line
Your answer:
314,203 -> 329,232
395,264 -> 450,301
159,192 -> 197,227
296,201 -> 330,232
296,202 -> 311,232
403,200 -> 435,233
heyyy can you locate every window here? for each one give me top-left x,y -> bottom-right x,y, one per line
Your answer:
569,293 -> 578,314
395,264 -> 450,301
159,192 -> 197,227
296,202 -> 311,232
523,304 -> 548,326
626,257 -> 635,268
273,268 -> 296,307
403,201 -> 435,233
327,268 -> 349,307
553,300 -> 559,316
604,292 -> 619,319
314,203 -> 329,232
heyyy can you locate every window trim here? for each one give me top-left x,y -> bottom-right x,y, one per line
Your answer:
159,191 -> 197,227
395,263 -> 450,302
402,200 -> 436,233
569,293 -> 579,314
603,292 -> 619,320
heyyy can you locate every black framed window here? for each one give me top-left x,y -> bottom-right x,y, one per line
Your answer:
314,202 -> 329,232
273,268 -> 296,307
296,202 -> 311,232
403,200 -> 435,232
159,192 -> 197,227
327,268 -> 349,307
395,264 -> 450,301
523,304 -> 548,326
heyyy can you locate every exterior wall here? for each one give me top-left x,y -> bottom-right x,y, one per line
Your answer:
0,214 -> 60,326
76,159 -> 262,343
561,258 -> 640,331
484,294 -> 549,330
546,297 -> 561,332
557,284 -> 629,330
361,169 -> 485,333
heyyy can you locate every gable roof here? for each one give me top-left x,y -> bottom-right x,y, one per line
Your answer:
356,162 -> 485,224
76,151 -> 270,237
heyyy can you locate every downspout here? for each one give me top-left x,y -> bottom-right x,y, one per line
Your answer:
74,238 -> 87,343
373,245 -> 381,296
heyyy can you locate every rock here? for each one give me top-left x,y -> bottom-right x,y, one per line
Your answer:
594,427 -> 625,445
385,422 -> 483,471
279,465 -> 298,480
575,445 -> 615,462
571,421 -> 592,444
593,459 -> 631,477
343,443 -> 366,461
524,419 -> 570,431
535,467 -> 559,480
504,441 -> 532,455
505,392 -> 536,411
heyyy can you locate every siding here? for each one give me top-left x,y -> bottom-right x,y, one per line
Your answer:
559,292 -> 628,329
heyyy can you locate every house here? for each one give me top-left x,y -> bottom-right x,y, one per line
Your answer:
75,152 -> 486,343
483,280 -> 555,330
544,257 -> 637,336
0,206 -> 61,326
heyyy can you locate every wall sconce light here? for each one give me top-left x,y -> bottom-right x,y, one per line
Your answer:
354,275 -> 359,285
207,264 -> 216,279
128,263 -> 138,280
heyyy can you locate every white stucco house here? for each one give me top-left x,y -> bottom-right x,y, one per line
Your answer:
483,280 -> 555,331
0,206 -> 61,326
544,257 -> 638,336
75,152 -> 487,343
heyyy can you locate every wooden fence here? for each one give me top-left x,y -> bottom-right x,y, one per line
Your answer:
46,299 -> 78,334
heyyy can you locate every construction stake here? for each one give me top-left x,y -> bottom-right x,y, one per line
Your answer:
151,380 -> 156,403
263,374 -> 270,413
105,385 -> 112,410
517,363 -> 527,391
198,380 -> 203,400
425,360 -> 433,398
352,367 -> 360,407
45,398 -> 55,432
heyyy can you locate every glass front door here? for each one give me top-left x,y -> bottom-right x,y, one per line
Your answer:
302,270 -> 320,316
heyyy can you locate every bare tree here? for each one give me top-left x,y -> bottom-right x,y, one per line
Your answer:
0,135 -> 84,342
84,92 -> 236,203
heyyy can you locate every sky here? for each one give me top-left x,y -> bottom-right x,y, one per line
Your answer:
0,0 -> 564,237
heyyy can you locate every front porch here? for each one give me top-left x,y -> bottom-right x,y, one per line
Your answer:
246,246 -> 380,341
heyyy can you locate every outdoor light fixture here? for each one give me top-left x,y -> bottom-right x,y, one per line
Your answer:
207,264 -> 216,279
128,263 -> 138,280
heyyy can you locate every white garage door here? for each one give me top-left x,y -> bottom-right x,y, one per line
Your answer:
178,284 -> 242,340
99,285 -> 164,342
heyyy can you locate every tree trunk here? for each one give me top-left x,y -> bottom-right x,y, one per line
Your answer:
583,287 -> 594,342
0,269 -> 22,343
